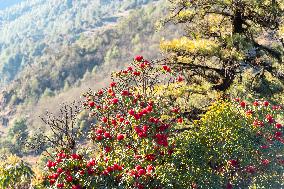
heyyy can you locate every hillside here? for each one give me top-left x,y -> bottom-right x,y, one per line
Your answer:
0,0 -> 181,155
0,0 -> 156,83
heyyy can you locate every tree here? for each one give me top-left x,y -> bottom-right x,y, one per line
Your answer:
8,118 -> 28,155
161,0 -> 284,94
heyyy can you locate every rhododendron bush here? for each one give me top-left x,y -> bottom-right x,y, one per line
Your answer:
35,56 -> 284,189
40,56 -> 184,188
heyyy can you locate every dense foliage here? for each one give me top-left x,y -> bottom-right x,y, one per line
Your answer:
0,155 -> 34,189
37,56 -> 184,188
161,0 -> 284,96
22,57 -> 282,189
161,99 -> 284,188
0,0 -> 284,188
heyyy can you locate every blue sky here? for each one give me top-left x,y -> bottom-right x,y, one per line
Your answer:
0,0 -> 24,10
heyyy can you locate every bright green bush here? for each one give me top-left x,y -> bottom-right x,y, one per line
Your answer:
0,155 -> 34,189
160,99 -> 284,188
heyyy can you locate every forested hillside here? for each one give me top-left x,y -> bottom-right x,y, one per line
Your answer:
0,0 -> 181,155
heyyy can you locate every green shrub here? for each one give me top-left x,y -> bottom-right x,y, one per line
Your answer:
160,100 -> 284,188
0,155 -> 34,189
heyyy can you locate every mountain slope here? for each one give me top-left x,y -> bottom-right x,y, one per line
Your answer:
0,0 -> 156,83
0,0 -> 183,155
0,0 -> 165,125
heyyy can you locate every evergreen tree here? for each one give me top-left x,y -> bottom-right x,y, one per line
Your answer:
161,0 -> 284,95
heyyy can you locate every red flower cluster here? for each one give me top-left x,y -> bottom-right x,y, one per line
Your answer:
44,151 -> 124,188
230,98 -> 284,177
81,56 -> 181,188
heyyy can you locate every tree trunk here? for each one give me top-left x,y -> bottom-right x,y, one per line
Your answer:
232,10 -> 244,34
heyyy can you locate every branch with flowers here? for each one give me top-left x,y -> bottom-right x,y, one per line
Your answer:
37,56 -> 185,189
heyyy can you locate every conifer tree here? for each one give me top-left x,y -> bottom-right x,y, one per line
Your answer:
161,0 -> 284,94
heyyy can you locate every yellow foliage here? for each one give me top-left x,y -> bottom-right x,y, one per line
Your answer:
279,25 -> 284,37
176,10 -> 193,22
206,14 -> 231,35
160,37 -> 219,56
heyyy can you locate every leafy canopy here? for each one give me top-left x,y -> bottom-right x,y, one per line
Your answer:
161,0 -> 284,93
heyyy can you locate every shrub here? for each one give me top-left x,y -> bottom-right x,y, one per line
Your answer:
0,155 -> 34,189
38,57 -> 284,188
160,99 -> 284,188
41,56 -> 184,188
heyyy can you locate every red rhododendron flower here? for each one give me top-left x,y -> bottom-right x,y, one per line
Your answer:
176,76 -> 184,82
134,114 -> 140,120
162,65 -> 171,72
172,107 -> 180,113
97,89 -> 103,95
137,168 -> 146,176
57,167 -> 63,174
52,173 -> 59,179
121,90 -> 129,96
266,114 -> 274,123
275,123 -> 282,129
228,159 -> 239,167
71,154 -> 81,160
246,165 -> 256,174
117,134 -> 125,141
146,165 -> 154,174
96,135 -> 103,141
49,179 -> 56,185
89,101 -> 95,107
96,128 -> 104,135
57,183 -> 64,188
240,101 -> 246,108
261,159 -> 270,166
46,160 -> 54,168
155,133 -> 169,146
127,66 -> 133,71
104,132 -> 111,138
253,101 -> 259,106
66,175 -> 73,182
101,117 -> 108,123
177,118 -> 183,123
104,146 -> 111,153
145,154 -> 156,161
275,131 -> 282,138
135,55 -> 143,62
110,82 -> 117,87
142,125 -> 149,132
72,185 -> 82,189
263,101 -> 269,106
139,63 -> 146,69
113,163 -> 123,171
128,109 -> 135,116
133,71 -> 141,76
135,165 -> 142,171
245,110 -> 253,116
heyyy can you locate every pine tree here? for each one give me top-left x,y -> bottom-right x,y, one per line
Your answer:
161,0 -> 284,94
